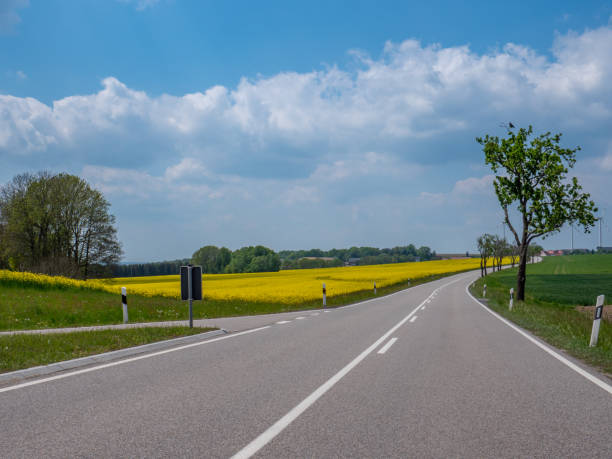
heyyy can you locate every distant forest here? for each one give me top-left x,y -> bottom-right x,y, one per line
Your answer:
112,244 -> 435,277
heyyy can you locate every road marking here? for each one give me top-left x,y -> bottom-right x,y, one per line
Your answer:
323,310 -> 330,313
410,316 -> 418,323
0,326 -> 271,394
377,337 -> 398,354
276,321 -> 291,324
465,282 -> 612,395
310,313 -> 320,316
231,279 -> 462,459
295,316 -> 306,320
421,306 -> 426,310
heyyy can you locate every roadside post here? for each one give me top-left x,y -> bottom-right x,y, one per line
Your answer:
181,265 -> 203,328
509,288 -> 514,310
590,295 -> 605,347
374,281 -> 377,295
322,283 -> 327,307
483,284 -> 487,298
121,287 -> 128,323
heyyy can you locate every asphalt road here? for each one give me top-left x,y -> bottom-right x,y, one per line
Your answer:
1,271 -> 611,458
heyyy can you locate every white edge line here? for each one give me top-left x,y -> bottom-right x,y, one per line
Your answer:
377,337 -> 398,354
465,282 -> 612,395
231,279 -> 458,459
0,326 -> 271,394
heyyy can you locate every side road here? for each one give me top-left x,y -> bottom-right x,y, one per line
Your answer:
0,307 -> 341,336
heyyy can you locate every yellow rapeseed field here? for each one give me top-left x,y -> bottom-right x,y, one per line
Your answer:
105,258 -> 494,304
1,258 -> 507,305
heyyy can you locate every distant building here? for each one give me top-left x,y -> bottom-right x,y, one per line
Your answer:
345,258 -> 360,266
597,246 -> 612,253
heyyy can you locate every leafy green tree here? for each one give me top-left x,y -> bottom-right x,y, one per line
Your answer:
225,245 -> 280,273
191,245 -> 231,274
477,126 -> 597,300
0,172 -> 122,278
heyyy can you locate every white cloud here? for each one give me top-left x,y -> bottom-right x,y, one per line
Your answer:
3,24 -> 612,257
452,175 -> 494,195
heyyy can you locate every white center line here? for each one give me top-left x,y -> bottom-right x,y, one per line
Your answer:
310,313 -> 320,316
377,337 -> 398,354
410,316 -> 418,323
231,278 -> 463,459
295,316 -> 306,320
276,321 -> 291,324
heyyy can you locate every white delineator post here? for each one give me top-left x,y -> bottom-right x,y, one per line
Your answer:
590,295 -> 605,347
483,284 -> 487,298
509,288 -> 514,310
322,283 -> 327,307
374,281 -> 377,295
121,287 -> 128,323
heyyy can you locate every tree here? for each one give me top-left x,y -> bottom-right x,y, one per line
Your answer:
476,233 -> 495,277
0,172 -> 122,278
191,245 -> 231,274
477,126 -> 597,300
527,244 -> 544,264
224,245 -> 280,273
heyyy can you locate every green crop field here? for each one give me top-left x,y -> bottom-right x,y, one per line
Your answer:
482,254 -> 612,306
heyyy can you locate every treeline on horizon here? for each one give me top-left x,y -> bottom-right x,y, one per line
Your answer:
112,244 -> 436,277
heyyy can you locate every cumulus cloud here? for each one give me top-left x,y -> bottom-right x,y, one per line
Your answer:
3,24 -> 612,257
2,24 -> 612,178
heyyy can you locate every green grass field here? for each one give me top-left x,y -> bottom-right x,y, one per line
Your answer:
0,327 -> 215,373
471,254 -> 612,375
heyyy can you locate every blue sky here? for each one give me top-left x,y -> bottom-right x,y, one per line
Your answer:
1,0 -> 612,261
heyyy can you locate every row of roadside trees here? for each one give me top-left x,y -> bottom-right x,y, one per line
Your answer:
477,233 -> 542,277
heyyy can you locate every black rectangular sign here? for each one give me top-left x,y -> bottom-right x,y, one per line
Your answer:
191,266 -> 202,300
181,266 -> 203,301
595,306 -> 603,320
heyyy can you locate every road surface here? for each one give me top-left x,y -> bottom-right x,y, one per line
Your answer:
1,270 -> 611,457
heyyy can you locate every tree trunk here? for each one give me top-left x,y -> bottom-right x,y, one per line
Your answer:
516,244 -> 528,301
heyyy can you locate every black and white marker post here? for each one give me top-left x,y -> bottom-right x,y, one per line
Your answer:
374,281 -> 377,295
483,284 -> 487,298
322,283 -> 327,307
590,294 -> 605,347
121,287 -> 128,324
180,265 -> 203,328
509,287 -> 514,310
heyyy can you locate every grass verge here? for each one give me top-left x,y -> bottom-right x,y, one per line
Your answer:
0,269 -> 472,331
0,327 -> 215,374
470,271 -> 611,377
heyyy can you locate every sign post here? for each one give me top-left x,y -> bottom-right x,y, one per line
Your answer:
181,265 -> 203,328
590,295 -> 605,347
